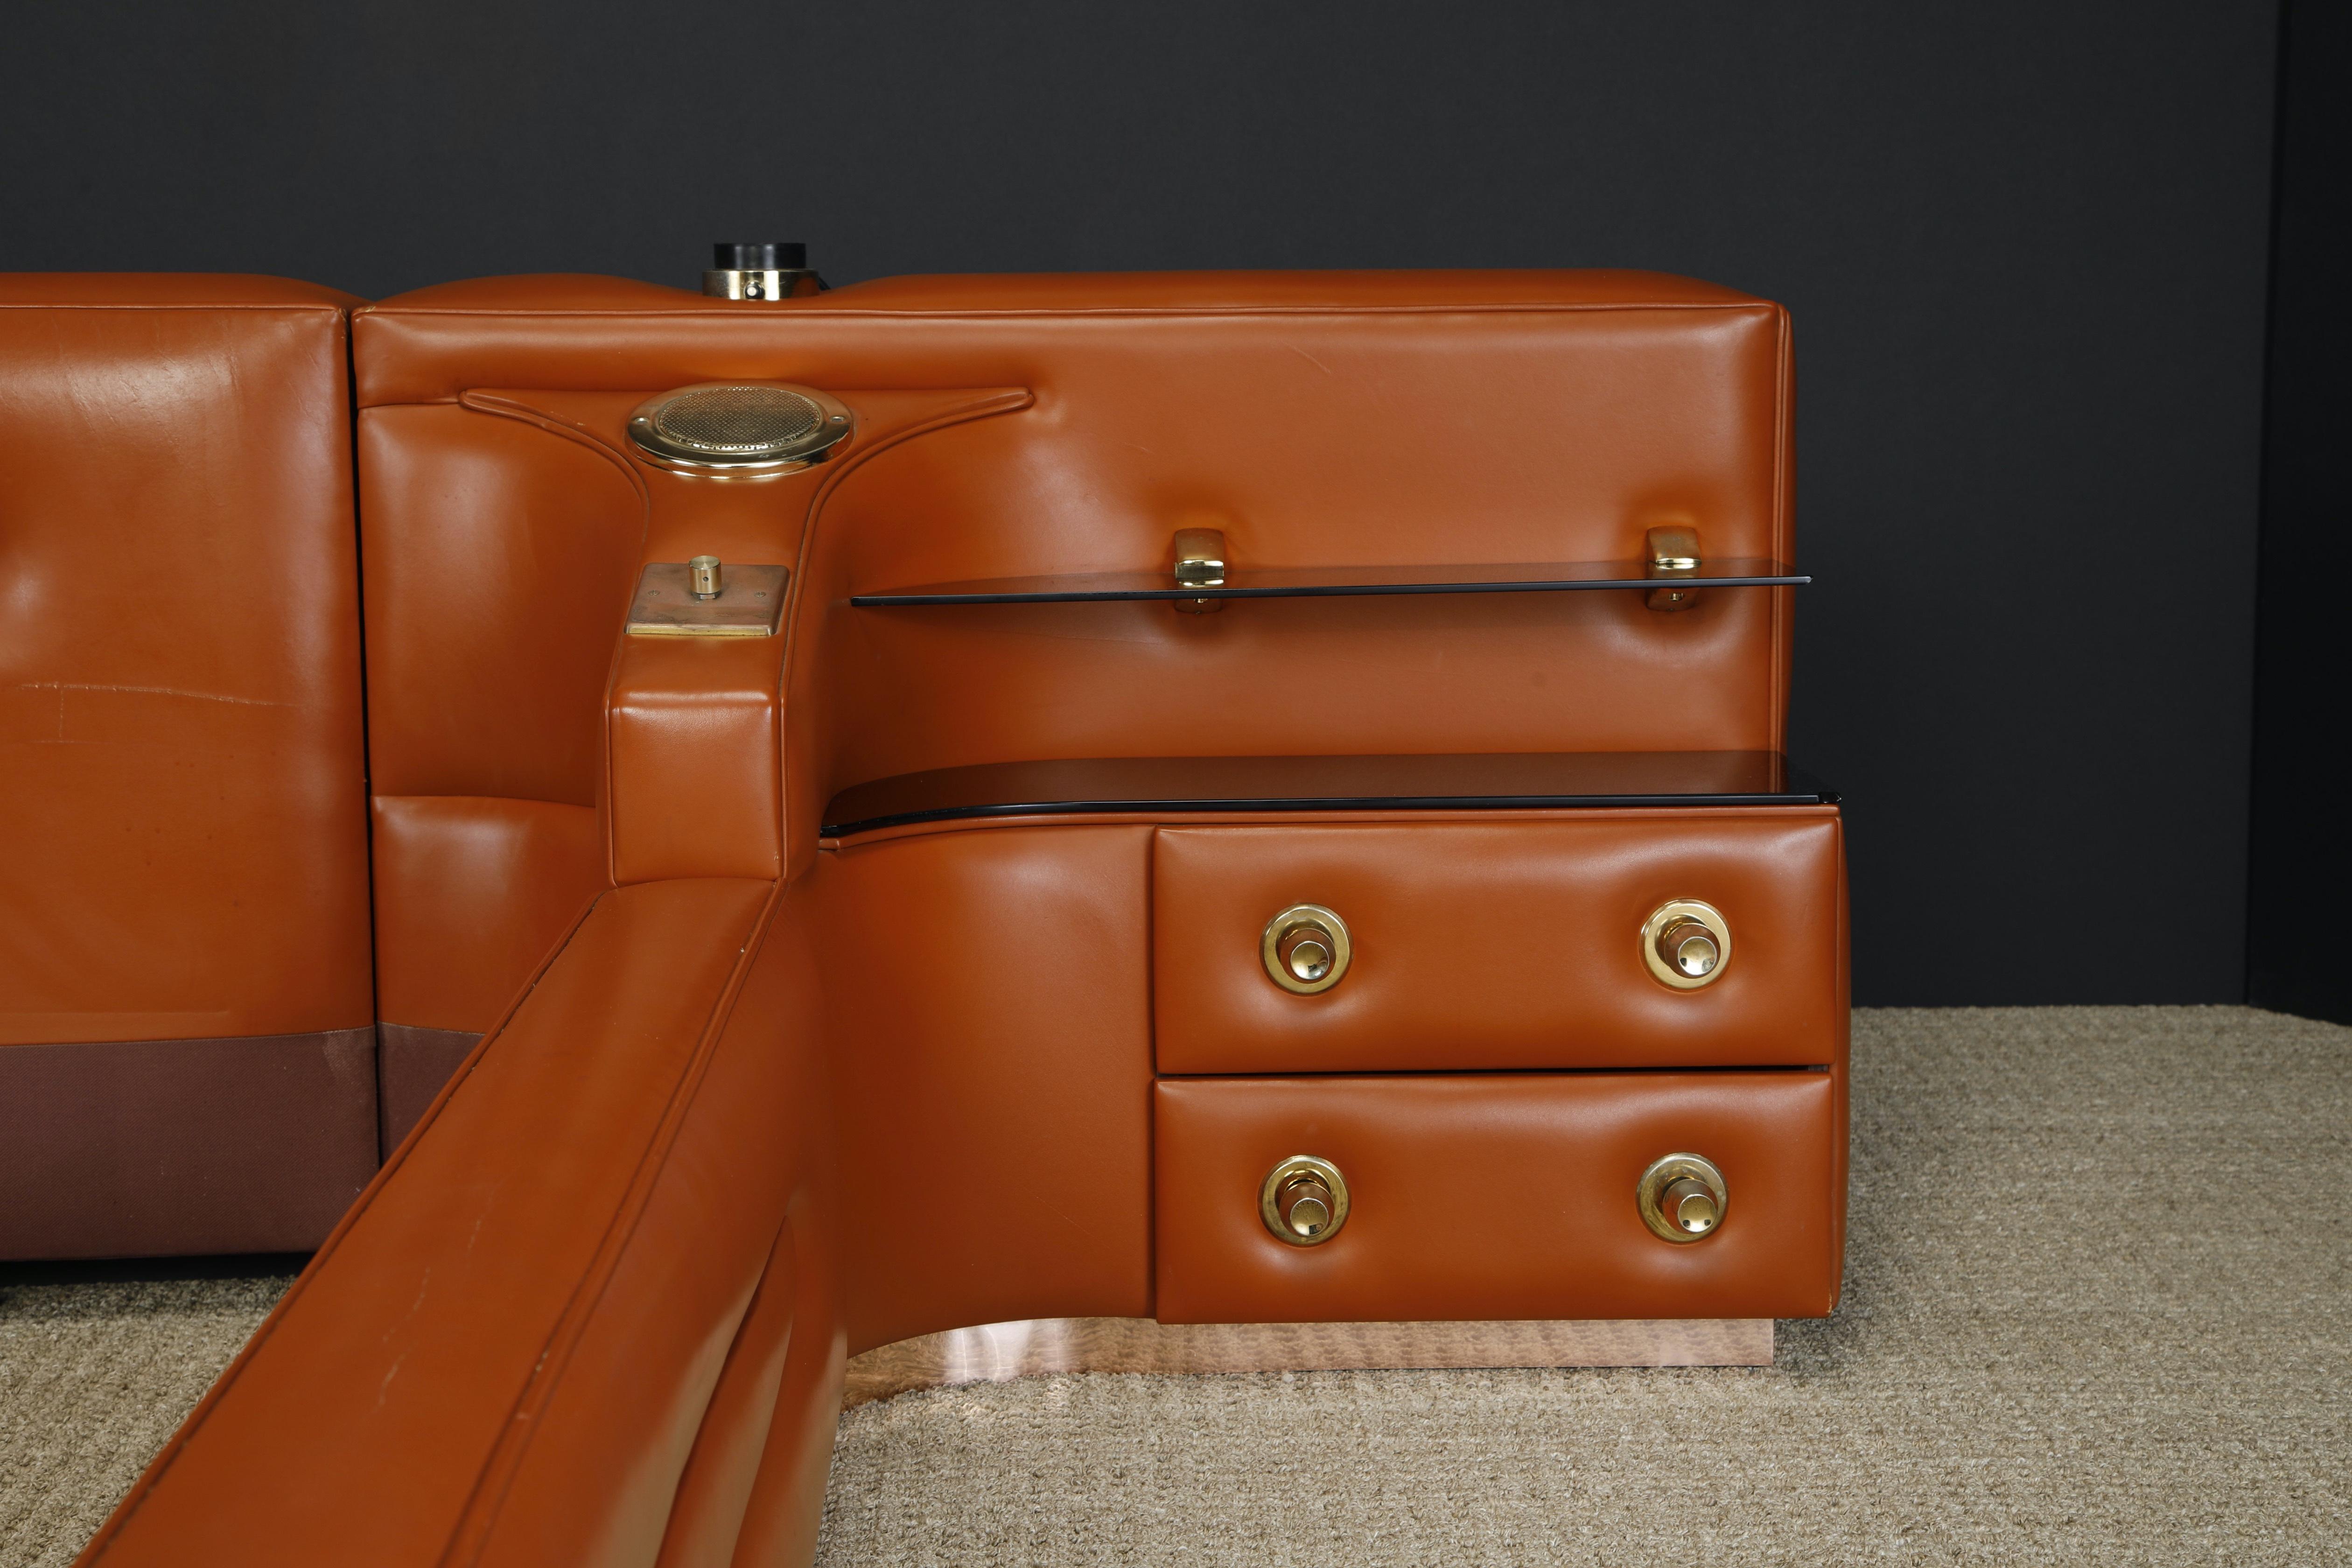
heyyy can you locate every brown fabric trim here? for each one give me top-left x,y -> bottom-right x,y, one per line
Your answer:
378,1023 -> 486,1153
0,1028 -> 379,1260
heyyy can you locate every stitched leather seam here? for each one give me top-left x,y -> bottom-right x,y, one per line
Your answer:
428,395 -> 1028,1558
452,391 -> 649,890
436,880 -> 785,1568
371,792 -> 601,808
75,891 -> 606,1562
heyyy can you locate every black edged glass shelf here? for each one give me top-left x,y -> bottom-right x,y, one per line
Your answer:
849,558 -> 1806,607
822,751 -> 1837,838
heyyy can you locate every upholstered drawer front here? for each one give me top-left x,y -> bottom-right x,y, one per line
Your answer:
1154,1072 -> 1841,1323
1152,812 -> 1844,1072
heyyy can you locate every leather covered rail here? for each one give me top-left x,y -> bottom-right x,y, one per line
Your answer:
79,878 -> 841,1568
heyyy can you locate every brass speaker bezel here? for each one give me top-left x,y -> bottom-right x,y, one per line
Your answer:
1636,1152 -> 1728,1243
1259,1154 -> 1351,1246
1640,898 -> 1731,990
1260,904 -> 1352,995
625,381 -> 854,478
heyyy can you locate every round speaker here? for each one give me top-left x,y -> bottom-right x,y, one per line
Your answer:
626,382 -> 854,477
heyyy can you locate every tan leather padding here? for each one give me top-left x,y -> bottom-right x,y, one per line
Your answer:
0,276 -> 372,1047
1153,812 -> 1845,1072
1155,1071 -> 1842,1323
814,825 -> 1155,1355
371,796 -> 608,1033
77,880 -> 792,1566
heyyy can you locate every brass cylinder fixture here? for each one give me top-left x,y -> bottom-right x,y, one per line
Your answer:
1260,1155 -> 1350,1245
1641,898 -> 1731,989
687,555 -> 722,600
1636,1153 -> 1728,1242
1261,904 -> 1351,994
703,242 -> 825,300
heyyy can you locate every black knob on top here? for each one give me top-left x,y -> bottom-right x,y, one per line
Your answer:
714,242 -> 806,270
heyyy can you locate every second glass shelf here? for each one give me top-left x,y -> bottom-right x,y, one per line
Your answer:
822,751 -> 1837,838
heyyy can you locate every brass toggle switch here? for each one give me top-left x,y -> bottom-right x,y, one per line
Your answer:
1260,1155 -> 1350,1245
1641,899 -> 1731,989
688,555 -> 723,600
1637,1153 -> 1728,1242
1261,904 -> 1351,994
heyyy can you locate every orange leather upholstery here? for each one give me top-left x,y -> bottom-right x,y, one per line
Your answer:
813,826 -> 1155,1354
1154,813 -> 1845,1072
1156,1072 -> 1842,1323
358,403 -> 638,1041
77,878 -> 830,1567
60,267 -> 1842,1568
0,274 -> 376,1258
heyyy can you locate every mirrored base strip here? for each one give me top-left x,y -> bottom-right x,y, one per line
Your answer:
842,1316 -> 1772,1406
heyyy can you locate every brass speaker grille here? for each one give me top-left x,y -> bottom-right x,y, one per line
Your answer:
626,381 -> 854,476
651,386 -> 824,455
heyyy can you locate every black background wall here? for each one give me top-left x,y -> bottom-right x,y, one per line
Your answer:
2,2 -> 2289,1007
2247,0 -> 2351,1025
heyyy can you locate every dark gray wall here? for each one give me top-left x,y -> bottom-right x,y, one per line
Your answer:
3,2 -> 2281,1004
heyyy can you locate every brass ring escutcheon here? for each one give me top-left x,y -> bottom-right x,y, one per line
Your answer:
1636,1152 -> 1729,1242
1261,904 -> 1352,994
1640,898 -> 1731,989
1260,1155 -> 1351,1245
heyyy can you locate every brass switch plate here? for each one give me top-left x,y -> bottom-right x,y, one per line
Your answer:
625,562 -> 789,637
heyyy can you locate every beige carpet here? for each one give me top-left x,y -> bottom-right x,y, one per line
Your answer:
5,1007 -> 2345,1564
815,1007 -> 2350,1565
0,1272 -> 292,1567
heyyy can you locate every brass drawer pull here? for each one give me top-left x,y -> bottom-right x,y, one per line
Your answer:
1641,898 -> 1730,989
1261,904 -> 1351,994
1260,1155 -> 1350,1245
1637,1153 -> 1728,1242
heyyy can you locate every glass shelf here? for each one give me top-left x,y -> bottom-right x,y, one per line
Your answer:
822,751 -> 1836,838
849,558 -> 1807,607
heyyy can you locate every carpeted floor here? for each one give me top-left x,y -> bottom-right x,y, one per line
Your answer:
812,1007 -> 2351,1565
4,1007 -> 2345,1565
0,1269 -> 294,1568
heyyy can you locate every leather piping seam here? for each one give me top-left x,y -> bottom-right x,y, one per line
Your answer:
75,889 -> 606,1563
438,878 -> 785,1568
652,1193 -> 803,1565
456,389 -> 653,510
372,791 -> 600,810
453,391 -> 651,889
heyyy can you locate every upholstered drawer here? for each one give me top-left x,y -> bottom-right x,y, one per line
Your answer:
1152,812 -> 1844,1072
1154,1071 -> 1842,1323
